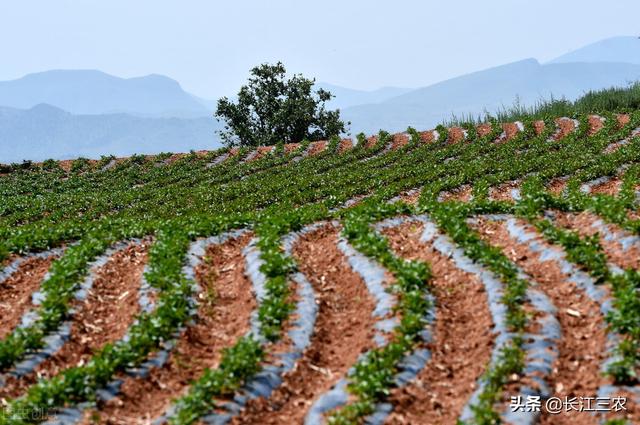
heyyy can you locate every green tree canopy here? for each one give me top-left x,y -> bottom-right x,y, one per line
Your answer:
215,62 -> 348,147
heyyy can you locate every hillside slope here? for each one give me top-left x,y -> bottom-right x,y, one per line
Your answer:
1,111 -> 639,424
0,70 -> 210,118
343,59 -> 640,133
0,104 -> 221,163
549,36 -> 640,65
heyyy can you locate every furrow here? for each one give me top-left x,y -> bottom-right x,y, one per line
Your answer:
303,227 -> 399,425
550,210 -> 640,271
0,249 -> 64,340
179,226 -> 320,425
219,222 -> 379,424
486,214 -> 636,424
0,241 -> 137,391
371,217 -> 491,425
76,231 -> 251,425
416,215 -> 558,425
0,241 -> 151,402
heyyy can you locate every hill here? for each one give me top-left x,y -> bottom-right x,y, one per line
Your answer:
0,104 -> 221,163
343,59 -> 640,133
0,70 -> 210,118
1,108 -> 639,424
317,83 -> 412,109
549,35 -> 640,65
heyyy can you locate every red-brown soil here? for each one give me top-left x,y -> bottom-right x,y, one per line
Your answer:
381,221 -> 494,425
419,131 -> 436,144
546,177 -> 568,195
534,120 -> 546,135
164,153 -> 188,164
250,146 -> 274,162
0,256 -> 57,340
230,225 -> 378,424
308,141 -> 328,156
588,115 -> 605,136
56,160 -> 75,173
589,177 -> 623,196
617,114 -> 631,128
83,234 -> 255,424
284,143 -> 300,154
440,185 -> 472,202
489,180 -> 520,202
473,218 -> 610,425
0,243 -> 148,400
338,138 -> 353,153
602,389 -> 639,423
552,211 -> 640,270
448,127 -> 466,144
391,133 -> 409,150
477,123 -> 492,138
398,189 -> 422,205
365,136 -> 379,149
555,118 -> 576,140
501,122 -> 520,142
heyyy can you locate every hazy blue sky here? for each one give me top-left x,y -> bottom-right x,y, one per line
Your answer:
1,0 -> 639,98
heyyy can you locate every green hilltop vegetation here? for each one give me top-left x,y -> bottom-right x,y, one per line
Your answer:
448,81 -> 640,125
1,82 -> 640,424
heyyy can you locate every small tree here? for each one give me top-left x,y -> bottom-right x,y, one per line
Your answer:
215,62 -> 348,147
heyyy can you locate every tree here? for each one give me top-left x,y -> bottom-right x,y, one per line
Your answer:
215,62 -> 348,147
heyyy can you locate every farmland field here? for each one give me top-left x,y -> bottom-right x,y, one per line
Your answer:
1,113 -> 640,425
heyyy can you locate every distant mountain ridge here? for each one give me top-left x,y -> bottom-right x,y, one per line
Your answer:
0,104 -> 221,163
317,83 -> 413,110
342,58 -> 640,134
0,70 -> 211,118
3,36 -> 640,162
549,36 -> 640,65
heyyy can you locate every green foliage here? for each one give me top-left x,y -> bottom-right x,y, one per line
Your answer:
329,200 -> 432,423
447,81 -> 640,125
3,101 -> 640,423
215,62 -> 348,147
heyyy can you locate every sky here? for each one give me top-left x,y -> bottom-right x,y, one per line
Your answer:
1,0 -> 639,98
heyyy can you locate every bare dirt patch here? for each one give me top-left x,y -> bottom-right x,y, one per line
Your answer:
477,123 -> 492,138
398,189 -> 421,205
440,185 -> 472,202
546,177 -> 568,195
365,136 -> 379,149
588,115 -> 605,136
419,131 -> 436,144
338,138 -> 353,153
555,118 -> 576,140
391,133 -> 409,150
230,225 -> 378,424
448,127 -> 465,144
308,141 -> 328,156
590,177 -> 623,195
502,122 -> 520,141
0,256 -> 57,340
284,143 -> 300,154
617,114 -> 631,128
250,146 -> 275,162
534,120 -> 546,135
489,180 -> 520,202
381,221 -> 494,425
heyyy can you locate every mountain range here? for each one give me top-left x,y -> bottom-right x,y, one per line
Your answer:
1,36 -> 640,163
0,104 -> 220,161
